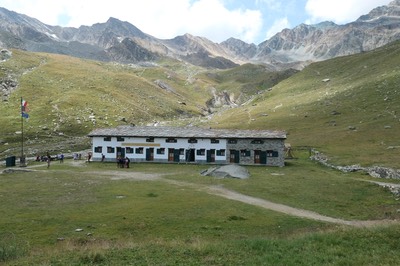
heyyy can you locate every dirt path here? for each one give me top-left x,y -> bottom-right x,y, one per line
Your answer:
162,179 -> 398,228
13,161 -> 399,228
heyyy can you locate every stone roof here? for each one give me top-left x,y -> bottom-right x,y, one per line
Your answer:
88,126 -> 286,139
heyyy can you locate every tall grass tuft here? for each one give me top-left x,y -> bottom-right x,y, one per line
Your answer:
0,233 -> 28,262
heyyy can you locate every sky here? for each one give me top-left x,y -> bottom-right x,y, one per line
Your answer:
0,0 -> 393,44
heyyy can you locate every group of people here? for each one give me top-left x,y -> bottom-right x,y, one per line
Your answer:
73,153 -> 82,160
117,156 -> 130,168
34,152 -> 130,168
35,153 -> 64,163
35,155 -> 51,162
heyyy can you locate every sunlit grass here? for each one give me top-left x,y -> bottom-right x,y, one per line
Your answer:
1,156 -> 400,264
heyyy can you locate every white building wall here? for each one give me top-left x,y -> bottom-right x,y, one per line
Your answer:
91,136 -> 227,163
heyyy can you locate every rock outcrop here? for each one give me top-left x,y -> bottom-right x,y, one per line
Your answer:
201,165 -> 250,179
310,150 -> 400,179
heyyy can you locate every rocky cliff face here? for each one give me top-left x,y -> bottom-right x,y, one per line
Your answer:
1,1 -> 400,69
255,0 -> 400,67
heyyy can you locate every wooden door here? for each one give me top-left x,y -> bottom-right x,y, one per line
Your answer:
146,148 -> 154,161
168,148 -> 175,161
254,150 -> 261,164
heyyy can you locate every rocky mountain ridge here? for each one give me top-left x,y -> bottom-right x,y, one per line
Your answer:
0,1 -> 400,69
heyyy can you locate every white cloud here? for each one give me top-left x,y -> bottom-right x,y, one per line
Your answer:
0,0 -> 263,43
305,0 -> 392,24
266,17 -> 290,39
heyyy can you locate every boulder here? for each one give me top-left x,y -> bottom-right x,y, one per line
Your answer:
201,165 -> 250,179
367,166 -> 400,179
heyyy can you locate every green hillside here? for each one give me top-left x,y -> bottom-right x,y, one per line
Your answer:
0,51 -> 206,157
198,63 -> 298,98
208,41 -> 400,168
2,41 -> 400,169
0,50 -> 291,159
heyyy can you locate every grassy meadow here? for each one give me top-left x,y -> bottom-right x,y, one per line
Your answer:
1,36 -> 400,265
207,41 -> 400,168
2,41 -> 400,168
1,153 -> 400,265
0,50 -> 209,158
0,49 -> 297,161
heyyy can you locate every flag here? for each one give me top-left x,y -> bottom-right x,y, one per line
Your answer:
21,99 -> 28,112
21,98 -> 29,119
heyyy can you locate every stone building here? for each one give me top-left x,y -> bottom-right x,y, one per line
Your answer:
88,126 -> 286,166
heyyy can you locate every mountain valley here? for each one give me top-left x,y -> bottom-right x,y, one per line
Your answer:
0,2 -> 399,169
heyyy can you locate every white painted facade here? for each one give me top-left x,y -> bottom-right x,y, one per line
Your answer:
91,136 -> 227,163
88,126 -> 286,166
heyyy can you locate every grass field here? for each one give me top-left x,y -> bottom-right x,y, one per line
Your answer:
1,152 -> 400,265
1,40 -> 400,265
206,41 -> 400,168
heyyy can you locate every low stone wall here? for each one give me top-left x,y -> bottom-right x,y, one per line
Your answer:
310,149 -> 400,179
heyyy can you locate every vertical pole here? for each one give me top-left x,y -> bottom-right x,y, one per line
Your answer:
21,97 -> 24,166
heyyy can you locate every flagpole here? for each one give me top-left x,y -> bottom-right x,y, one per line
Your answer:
21,97 -> 25,166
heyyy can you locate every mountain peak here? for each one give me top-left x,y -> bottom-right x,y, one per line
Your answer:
0,2 -> 400,70
389,0 -> 400,6
356,0 -> 400,22
105,17 -> 125,26
100,17 -> 147,39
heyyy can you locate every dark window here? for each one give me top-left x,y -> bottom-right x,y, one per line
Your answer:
216,149 -> 226,156
196,149 -> 205,156
241,149 -> 251,157
135,147 -> 144,154
104,137 -> 111,141
188,138 -> 198,144
179,148 -> 185,155
228,139 -> 237,144
107,147 -> 115,153
126,147 -> 134,154
94,146 -> 102,153
146,137 -> 154,142
267,150 -> 279,157
211,139 -> 220,144
157,148 -> 165,154
117,136 -> 125,142
166,138 -> 177,143
251,139 -> 264,144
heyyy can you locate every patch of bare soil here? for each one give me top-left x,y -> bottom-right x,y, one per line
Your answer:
88,170 -> 162,181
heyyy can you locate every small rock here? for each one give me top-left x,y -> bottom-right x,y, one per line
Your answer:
75,228 -> 83,232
